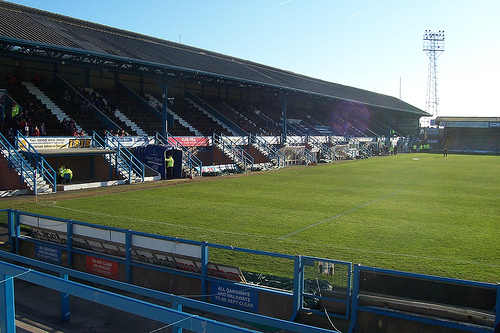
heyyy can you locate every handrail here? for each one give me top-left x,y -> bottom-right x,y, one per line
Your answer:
4,209 -> 340,333
93,132 -> 145,183
54,74 -> 122,132
117,80 -> 162,118
109,135 -> 145,183
250,134 -> 285,168
0,132 -> 37,190
308,135 -> 336,161
213,133 -> 254,171
15,131 -> 57,192
156,132 -> 203,176
297,147 -> 314,164
185,90 -> 247,136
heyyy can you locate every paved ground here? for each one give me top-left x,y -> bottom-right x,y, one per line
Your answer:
12,277 -> 268,333
14,279 -> 171,333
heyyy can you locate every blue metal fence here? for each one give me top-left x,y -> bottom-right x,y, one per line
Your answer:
349,264 -> 499,333
1,209 -> 498,332
0,255 -> 262,333
4,209 -> 341,333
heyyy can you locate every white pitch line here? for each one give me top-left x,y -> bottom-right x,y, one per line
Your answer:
40,199 -> 500,268
279,190 -> 402,239
47,203 -> 276,240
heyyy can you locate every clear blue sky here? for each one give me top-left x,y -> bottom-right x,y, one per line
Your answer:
6,0 -> 500,118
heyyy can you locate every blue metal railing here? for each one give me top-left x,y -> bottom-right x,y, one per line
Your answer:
308,135 -> 336,162
185,90 -> 247,136
92,132 -> 145,183
117,80 -> 162,119
15,132 -> 57,193
3,209 -> 498,332
0,254 -> 259,333
54,74 -> 122,132
0,133 -> 37,191
156,132 -> 203,176
213,133 -> 254,170
349,265 -> 499,333
249,134 -> 285,167
5,210 -> 339,333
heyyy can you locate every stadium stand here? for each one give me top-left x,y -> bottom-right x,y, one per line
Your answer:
0,1 -> 440,193
436,117 -> 500,154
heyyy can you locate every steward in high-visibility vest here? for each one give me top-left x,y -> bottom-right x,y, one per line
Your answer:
165,154 -> 174,180
11,104 -> 19,118
59,165 -> 73,184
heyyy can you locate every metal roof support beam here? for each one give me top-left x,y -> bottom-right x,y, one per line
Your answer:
282,95 -> 287,145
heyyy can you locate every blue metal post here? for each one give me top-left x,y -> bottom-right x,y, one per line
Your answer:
126,229 -> 132,283
60,273 -> 70,322
7,209 -> 14,253
162,83 -> 168,137
0,273 -> 16,333
495,284 -> 500,330
201,242 -> 208,302
14,211 -> 20,255
282,95 -> 287,144
291,255 -> 303,321
174,302 -> 183,333
348,264 -> 360,333
67,220 -> 73,267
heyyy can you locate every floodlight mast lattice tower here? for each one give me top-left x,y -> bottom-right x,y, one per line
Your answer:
423,30 -> 445,126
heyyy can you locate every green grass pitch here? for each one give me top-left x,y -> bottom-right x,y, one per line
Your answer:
1,153 -> 499,283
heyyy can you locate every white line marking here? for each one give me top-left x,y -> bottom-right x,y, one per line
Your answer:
279,190 -> 402,239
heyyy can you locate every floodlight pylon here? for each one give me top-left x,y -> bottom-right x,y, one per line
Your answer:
422,30 -> 445,127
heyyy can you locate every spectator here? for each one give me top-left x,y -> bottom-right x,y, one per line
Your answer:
27,102 -> 35,118
62,90 -> 71,106
6,126 -> 15,145
32,126 -> 40,137
39,122 -> 47,136
35,104 -> 45,120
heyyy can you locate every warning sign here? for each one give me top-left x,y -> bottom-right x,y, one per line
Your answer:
86,256 -> 119,280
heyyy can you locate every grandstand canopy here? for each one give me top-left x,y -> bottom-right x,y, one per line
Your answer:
0,1 -> 427,116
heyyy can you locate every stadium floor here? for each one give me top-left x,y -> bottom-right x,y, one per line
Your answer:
14,279 -> 167,333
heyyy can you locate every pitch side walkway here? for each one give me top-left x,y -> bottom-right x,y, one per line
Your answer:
14,279 -> 168,333
13,278 -> 262,333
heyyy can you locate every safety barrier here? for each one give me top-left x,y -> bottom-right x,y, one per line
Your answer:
1,209 -> 339,333
92,132 -> 145,183
14,131 -> 57,193
157,132 -> 203,177
349,265 -> 499,332
1,209 -> 498,332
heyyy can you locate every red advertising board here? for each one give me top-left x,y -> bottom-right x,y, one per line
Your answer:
167,137 -> 210,147
86,256 -> 119,280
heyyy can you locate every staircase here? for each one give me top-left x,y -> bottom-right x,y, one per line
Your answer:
156,133 -> 203,177
213,133 -> 253,171
22,81 -> 83,132
92,133 -> 146,183
145,94 -> 201,136
249,134 -> 285,168
114,110 -> 148,136
0,133 -> 53,194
